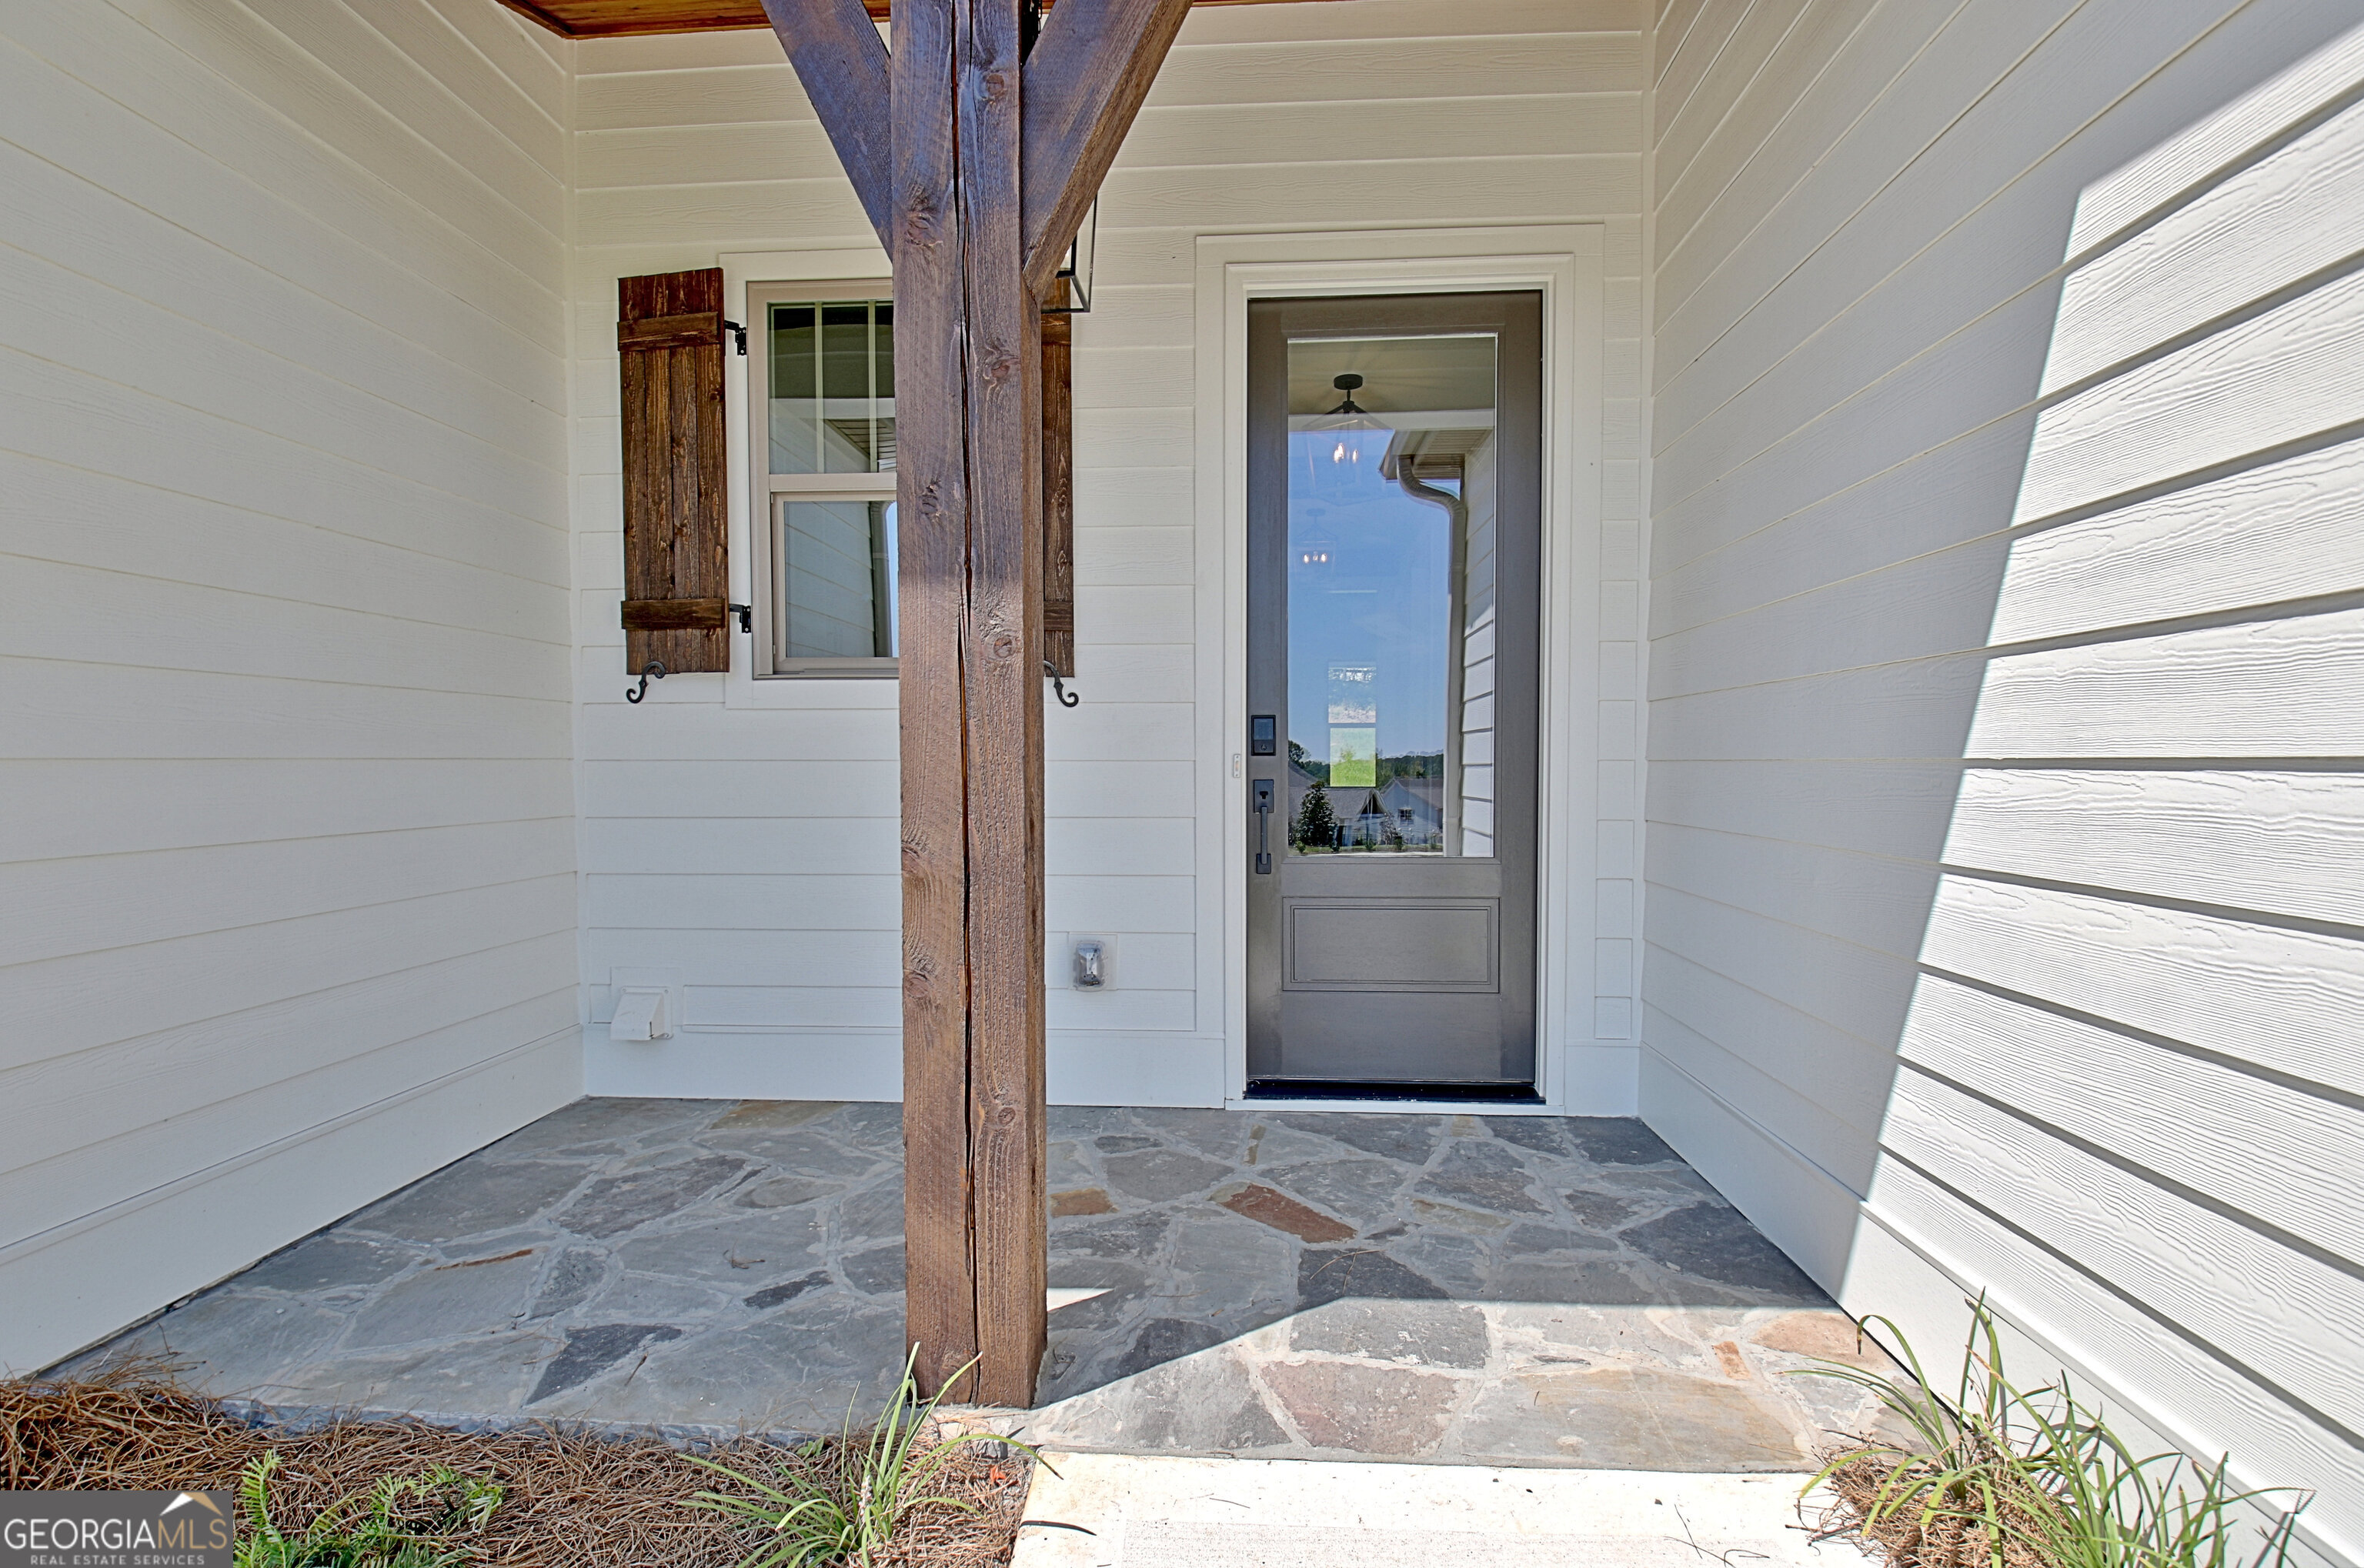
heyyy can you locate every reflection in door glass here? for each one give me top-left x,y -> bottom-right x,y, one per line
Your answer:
1285,334 -> 1499,857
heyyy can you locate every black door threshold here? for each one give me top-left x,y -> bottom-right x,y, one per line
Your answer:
1244,1077 -> 1544,1105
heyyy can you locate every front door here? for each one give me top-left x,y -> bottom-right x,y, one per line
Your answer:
1245,292 -> 1544,1098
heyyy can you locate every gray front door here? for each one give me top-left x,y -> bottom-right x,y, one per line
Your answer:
1245,292 -> 1543,1097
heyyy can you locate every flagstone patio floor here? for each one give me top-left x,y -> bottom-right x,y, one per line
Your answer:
69,1098 -> 1892,1470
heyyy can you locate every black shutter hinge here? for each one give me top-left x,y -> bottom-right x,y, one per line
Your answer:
1045,661 -> 1079,708
721,319 -> 747,355
728,602 -> 753,633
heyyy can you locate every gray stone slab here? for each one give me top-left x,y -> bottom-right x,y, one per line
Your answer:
1621,1204 -> 1823,1299
836,1178 -> 906,1243
580,1270 -> 736,1323
1297,1246 -> 1447,1309
95,1290 -> 349,1394
1104,1148 -> 1234,1203
553,1155 -> 748,1239
241,1235 -> 419,1295
346,1249 -> 541,1348
1274,1113 -> 1442,1164
1484,1117 -> 1577,1157
528,1323 -> 685,1404
734,1173 -> 845,1209
1289,1300 -> 1490,1369
273,1328 -> 552,1416
527,1248 -> 607,1319
1414,1141 -> 1548,1216
1257,1159 -> 1407,1229
1050,1209 -> 1172,1261
744,1271 -> 833,1312
612,1211 -> 825,1279
840,1243 -> 907,1296
351,1161 -> 587,1245
703,1100 -> 846,1133
1564,1118 -> 1683,1167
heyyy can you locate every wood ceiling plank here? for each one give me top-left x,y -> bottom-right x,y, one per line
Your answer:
500,0 -> 1341,41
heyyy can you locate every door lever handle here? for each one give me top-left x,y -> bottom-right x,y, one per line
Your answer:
1252,778 -> 1275,874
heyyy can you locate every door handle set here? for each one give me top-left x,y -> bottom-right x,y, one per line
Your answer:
1252,778 -> 1275,874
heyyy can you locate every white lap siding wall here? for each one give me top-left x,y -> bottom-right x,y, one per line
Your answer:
569,0 -> 1651,1107
1641,0 -> 2364,1556
0,0 -> 579,1373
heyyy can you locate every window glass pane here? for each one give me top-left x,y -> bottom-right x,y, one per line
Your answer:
778,499 -> 897,659
1283,333 -> 1498,856
770,300 -> 894,475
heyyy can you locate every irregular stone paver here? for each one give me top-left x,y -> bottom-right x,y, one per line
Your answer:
530,1323 -> 683,1404
69,1098 -> 1894,1468
1261,1361 -> 1461,1456
1218,1183 -> 1354,1243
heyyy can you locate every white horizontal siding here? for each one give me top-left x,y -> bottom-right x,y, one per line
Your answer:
1642,1 -> 2364,1556
0,0 -> 579,1373
569,0 -> 1647,1103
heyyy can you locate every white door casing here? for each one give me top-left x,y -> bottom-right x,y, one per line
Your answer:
1193,226 -> 1609,1114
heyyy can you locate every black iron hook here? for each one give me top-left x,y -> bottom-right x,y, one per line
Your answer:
626,660 -> 667,703
1045,661 -> 1079,709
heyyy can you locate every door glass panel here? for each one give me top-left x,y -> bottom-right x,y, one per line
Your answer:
770,300 -> 895,475
777,499 -> 897,659
1284,334 -> 1498,857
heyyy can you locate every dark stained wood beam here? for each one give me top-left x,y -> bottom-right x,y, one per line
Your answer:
759,0 -> 1182,1407
759,0 -> 894,245
1017,0 -> 1190,296
886,0 -> 983,1402
499,0 -> 1341,39
951,0 -> 1050,1413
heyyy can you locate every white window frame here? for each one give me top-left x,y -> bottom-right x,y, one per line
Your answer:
746,275 -> 899,679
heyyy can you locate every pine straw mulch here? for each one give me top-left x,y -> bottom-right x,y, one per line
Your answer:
1808,1444 -> 2058,1568
2,1361 -> 1030,1568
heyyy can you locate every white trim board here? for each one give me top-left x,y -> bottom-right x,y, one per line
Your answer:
1191,225 -> 1615,1116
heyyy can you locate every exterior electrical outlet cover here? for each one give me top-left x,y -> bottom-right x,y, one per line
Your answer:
1073,939 -> 1107,989
1049,932 -> 1120,989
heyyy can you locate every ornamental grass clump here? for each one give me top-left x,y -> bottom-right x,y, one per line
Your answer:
689,1348 -> 1042,1568
1799,1299 -> 2308,1568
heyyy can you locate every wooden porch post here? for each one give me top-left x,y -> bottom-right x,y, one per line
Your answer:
763,0 -> 1187,1406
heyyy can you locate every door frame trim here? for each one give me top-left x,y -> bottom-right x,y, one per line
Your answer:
1193,225 -> 1605,1114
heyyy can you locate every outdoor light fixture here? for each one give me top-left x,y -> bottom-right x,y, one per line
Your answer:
1306,372 -> 1387,465
1045,199 -> 1097,314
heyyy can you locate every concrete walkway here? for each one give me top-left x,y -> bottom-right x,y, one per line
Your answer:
1011,1453 -> 1846,1568
71,1097 -> 1891,1468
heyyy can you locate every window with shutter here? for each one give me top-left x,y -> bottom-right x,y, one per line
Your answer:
747,280 -> 900,676
617,267 -> 731,676
739,277 -> 1076,679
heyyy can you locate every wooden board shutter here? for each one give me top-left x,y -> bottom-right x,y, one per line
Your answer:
1042,290 -> 1077,678
617,267 -> 730,675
